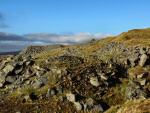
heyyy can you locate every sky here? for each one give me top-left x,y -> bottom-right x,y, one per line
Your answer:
0,0 -> 150,35
0,0 -> 150,52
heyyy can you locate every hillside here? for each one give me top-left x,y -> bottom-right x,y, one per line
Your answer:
0,28 -> 150,113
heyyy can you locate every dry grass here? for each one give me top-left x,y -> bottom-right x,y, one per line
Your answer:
128,66 -> 145,79
117,99 -> 150,113
34,28 -> 150,64
105,99 -> 150,113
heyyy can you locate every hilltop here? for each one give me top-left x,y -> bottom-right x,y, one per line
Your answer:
0,28 -> 150,113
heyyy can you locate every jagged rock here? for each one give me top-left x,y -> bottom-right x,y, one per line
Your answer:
3,64 -> 14,75
93,104 -> 104,112
0,71 -> 6,87
90,77 -> 100,87
5,76 -> 16,83
33,80 -> 43,89
66,93 -> 76,102
139,79 -> 146,86
73,102 -> 82,111
139,54 -> 148,67
15,67 -> 23,74
126,81 -> 147,100
137,73 -> 145,79
99,73 -> 108,81
33,77 -> 47,88
85,98 -> 94,109
56,86 -> 63,94
140,47 -> 147,54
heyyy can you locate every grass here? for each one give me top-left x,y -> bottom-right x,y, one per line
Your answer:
102,79 -> 128,106
105,99 -> 150,113
128,66 -> 146,79
34,28 -> 150,65
117,99 -> 150,113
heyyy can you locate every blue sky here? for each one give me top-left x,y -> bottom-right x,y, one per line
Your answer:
0,0 -> 150,35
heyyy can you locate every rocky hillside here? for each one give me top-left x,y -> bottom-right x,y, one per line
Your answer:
0,28 -> 150,113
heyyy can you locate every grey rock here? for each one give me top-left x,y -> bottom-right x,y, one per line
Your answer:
56,86 -> 63,94
6,76 -> 16,83
90,77 -> 100,87
40,77 -> 48,85
16,112 -> 21,113
86,98 -> 94,107
46,88 -> 56,98
73,102 -> 82,111
15,67 -> 23,74
126,81 -> 147,100
3,64 -> 14,75
140,48 -> 146,54
93,104 -> 104,112
137,73 -> 145,79
100,74 -> 108,81
139,54 -> 148,67
139,79 -> 146,86
33,77 -> 48,88
66,93 -> 76,102
0,71 -> 6,87
33,79 -> 44,89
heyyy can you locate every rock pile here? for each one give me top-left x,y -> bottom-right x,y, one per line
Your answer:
0,42 -> 150,112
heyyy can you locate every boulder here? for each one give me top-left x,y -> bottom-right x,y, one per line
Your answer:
3,64 -> 14,75
5,76 -> 16,83
139,54 -> 148,67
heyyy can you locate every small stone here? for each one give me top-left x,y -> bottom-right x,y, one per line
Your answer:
139,54 -> 148,67
6,76 -> 16,83
73,102 -> 82,111
66,93 -> 76,102
140,48 -> 146,54
137,73 -> 144,79
0,71 -> 6,86
3,64 -> 14,74
93,104 -> 104,112
90,77 -> 100,87
100,74 -> 108,80
46,88 -> 56,98
0,83 -> 3,88
33,80 -> 43,88
139,79 -> 146,86
86,98 -> 94,107
16,111 -> 21,113
50,89 -> 56,96
56,86 -> 63,94
24,95 -> 30,102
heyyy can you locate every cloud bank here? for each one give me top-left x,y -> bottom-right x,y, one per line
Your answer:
0,32 -> 110,52
24,32 -> 110,44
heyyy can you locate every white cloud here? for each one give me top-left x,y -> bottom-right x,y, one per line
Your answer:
0,32 -> 111,52
24,32 -> 111,44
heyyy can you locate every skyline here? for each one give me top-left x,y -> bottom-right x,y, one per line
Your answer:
0,0 -> 150,35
